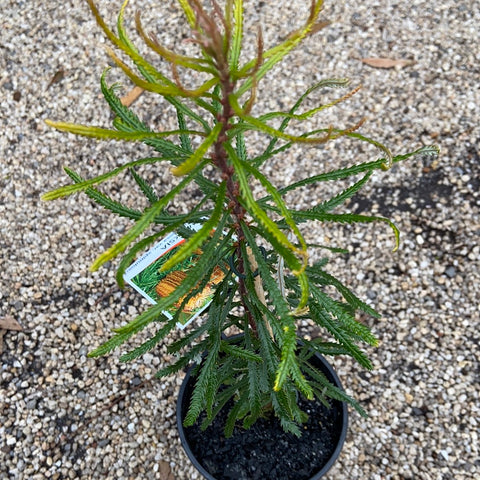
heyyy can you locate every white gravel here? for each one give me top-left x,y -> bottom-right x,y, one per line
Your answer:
1,1 -> 479,479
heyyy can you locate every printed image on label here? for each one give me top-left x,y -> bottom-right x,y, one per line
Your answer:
123,228 -> 226,329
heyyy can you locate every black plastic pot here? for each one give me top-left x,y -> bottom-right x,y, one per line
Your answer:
177,344 -> 348,480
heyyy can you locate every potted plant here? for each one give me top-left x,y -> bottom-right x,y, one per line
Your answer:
43,0 -> 439,478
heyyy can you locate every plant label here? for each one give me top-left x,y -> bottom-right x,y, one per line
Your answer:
123,227 -> 226,329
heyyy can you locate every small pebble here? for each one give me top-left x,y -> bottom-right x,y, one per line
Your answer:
445,266 -> 456,278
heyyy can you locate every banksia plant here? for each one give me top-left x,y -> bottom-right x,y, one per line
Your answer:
44,0 -> 439,436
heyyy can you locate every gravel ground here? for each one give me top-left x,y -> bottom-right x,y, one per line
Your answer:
1,1 -> 479,479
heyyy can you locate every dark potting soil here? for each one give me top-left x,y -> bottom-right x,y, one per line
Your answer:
182,392 -> 344,480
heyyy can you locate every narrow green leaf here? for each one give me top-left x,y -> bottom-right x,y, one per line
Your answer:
184,338 -> 221,426
314,172 -> 372,213
100,69 -> 148,131
86,0 -> 173,87
200,377 -> 248,431
115,231 -> 166,288
119,315 -> 178,362
289,355 -> 314,400
245,360 -> 262,425
228,0 -> 244,73
302,360 -> 367,417
135,12 -> 217,75
291,211 -> 400,251
342,131 -> 393,170
271,161 -> 379,198
42,155 -> 180,201
228,94 -> 336,145
410,144 -> 440,157
117,0 -> 132,47
177,0 -> 196,27
130,168 -> 158,203
156,341 -> 208,378
309,286 -> 373,369
159,182 -> 226,272
270,388 -> 301,437
143,136 -> 191,157
64,167 -> 142,220
172,96 -> 213,131
223,390 -> 248,437
107,46 -> 218,98
167,323 -> 209,355
307,265 -> 380,318
257,78 -> 350,163
175,107 -> 193,153
45,120 -> 205,143
171,122 -> 223,176
241,227 -> 312,398
87,302 -> 171,357
210,84 -> 222,114
259,84 -> 361,123
249,138 -> 295,169
86,0 -> 218,125
273,331 -> 295,391
235,0 -> 324,97
90,163 -> 203,271
241,224 -> 293,323
226,144 -> 301,274
238,157 -> 309,308
220,342 -> 262,363
336,309 -> 378,346
300,339 -> 351,357
239,159 -> 306,252
235,127 -> 247,161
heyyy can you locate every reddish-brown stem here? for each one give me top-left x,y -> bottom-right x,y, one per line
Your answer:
193,4 -> 257,334
210,71 -> 257,334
